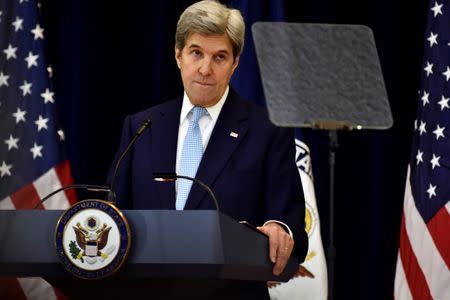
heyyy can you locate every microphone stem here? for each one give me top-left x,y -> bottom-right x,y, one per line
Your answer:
33,184 -> 110,209
108,133 -> 140,201
177,175 -> 220,210
108,119 -> 152,202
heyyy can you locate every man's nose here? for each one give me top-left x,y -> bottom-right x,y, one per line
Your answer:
198,57 -> 212,76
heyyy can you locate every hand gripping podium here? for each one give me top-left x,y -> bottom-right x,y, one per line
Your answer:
0,209 -> 298,298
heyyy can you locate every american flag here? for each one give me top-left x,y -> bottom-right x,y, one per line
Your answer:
0,0 -> 76,299
394,1 -> 450,299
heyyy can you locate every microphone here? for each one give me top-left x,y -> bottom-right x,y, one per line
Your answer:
33,184 -> 110,209
107,118 -> 152,203
153,172 -> 220,210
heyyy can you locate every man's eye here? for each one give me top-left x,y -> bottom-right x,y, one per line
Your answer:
192,50 -> 201,56
215,55 -> 225,62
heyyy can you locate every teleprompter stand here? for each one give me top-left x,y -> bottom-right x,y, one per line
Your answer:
252,22 -> 393,299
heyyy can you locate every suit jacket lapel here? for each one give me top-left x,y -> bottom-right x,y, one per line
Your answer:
150,98 -> 182,209
184,90 -> 249,209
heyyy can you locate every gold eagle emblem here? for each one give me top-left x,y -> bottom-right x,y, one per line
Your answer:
73,222 -> 111,257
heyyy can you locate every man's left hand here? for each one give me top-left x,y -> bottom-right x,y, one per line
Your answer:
257,223 -> 294,276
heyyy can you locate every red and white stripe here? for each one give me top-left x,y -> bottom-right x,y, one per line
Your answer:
0,160 -> 76,300
394,166 -> 450,300
0,277 -> 67,300
0,160 -> 76,209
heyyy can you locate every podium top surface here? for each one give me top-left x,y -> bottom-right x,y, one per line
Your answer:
252,22 -> 393,130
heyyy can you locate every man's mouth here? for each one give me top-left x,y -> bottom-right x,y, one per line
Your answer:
194,81 -> 214,86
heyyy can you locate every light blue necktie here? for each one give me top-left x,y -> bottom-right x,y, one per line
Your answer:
176,106 -> 208,210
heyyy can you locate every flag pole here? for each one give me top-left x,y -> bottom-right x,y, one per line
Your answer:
327,129 -> 338,300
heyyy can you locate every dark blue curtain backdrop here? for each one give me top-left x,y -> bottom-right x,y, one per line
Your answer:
41,0 -> 427,299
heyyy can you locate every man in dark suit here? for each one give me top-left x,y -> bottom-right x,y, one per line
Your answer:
108,1 -> 308,298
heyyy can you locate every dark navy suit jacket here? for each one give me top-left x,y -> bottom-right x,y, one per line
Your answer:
108,88 -> 308,299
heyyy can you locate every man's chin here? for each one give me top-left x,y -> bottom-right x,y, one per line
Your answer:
188,92 -> 219,107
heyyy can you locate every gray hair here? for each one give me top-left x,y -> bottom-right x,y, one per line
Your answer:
175,0 -> 245,59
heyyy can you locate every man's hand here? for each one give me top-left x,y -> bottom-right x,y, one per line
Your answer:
257,222 -> 294,276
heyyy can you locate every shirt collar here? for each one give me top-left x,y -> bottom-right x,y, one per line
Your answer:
179,86 -> 229,124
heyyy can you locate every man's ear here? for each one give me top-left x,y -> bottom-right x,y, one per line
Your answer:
175,47 -> 182,69
232,55 -> 240,73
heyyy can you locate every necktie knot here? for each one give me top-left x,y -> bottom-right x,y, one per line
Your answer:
190,106 -> 208,125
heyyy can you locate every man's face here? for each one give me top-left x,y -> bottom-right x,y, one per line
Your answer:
175,32 -> 239,107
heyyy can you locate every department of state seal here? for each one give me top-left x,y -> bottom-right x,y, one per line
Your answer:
55,199 -> 131,280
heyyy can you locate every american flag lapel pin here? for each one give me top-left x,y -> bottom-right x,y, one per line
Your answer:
230,131 -> 238,138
